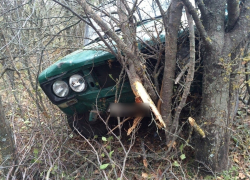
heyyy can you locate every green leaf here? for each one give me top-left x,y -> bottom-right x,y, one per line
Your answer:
100,163 -> 109,170
109,74 -> 115,81
102,137 -> 107,141
33,148 -> 39,155
179,144 -> 184,153
180,154 -> 186,160
109,150 -> 114,157
53,165 -> 58,170
108,136 -> 114,142
101,153 -> 105,157
94,135 -> 98,139
106,145 -> 111,151
172,161 -> 180,167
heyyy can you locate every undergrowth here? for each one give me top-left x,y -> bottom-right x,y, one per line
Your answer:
0,75 -> 250,180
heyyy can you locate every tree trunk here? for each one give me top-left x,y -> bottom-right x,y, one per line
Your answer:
194,0 -> 237,172
160,0 -> 183,142
195,52 -> 231,172
0,95 -> 15,176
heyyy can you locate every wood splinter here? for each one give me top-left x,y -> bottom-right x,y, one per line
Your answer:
188,117 -> 206,138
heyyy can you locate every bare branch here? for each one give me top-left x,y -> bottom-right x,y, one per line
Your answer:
0,67 -> 15,78
88,2 -> 120,24
195,0 -> 208,17
154,0 -> 165,20
160,0 -> 183,133
75,0 -> 137,61
51,0 -> 118,57
75,0 -> 165,128
227,1 -> 250,47
0,0 -> 31,16
171,6 -> 196,138
175,61 -> 190,84
182,0 -> 213,48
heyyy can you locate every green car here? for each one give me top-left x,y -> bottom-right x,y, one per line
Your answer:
38,18 -> 165,138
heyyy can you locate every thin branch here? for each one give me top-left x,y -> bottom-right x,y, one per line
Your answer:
227,0 -> 240,31
0,0 -> 32,16
182,0 -> 212,48
88,2 -> 120,24
227,1 -> 250,47
154,0 -> 165,17
175,61 -> 190,84
130,0 -> 139,15
76,0 -> 136,61
195,0 -> 208,17
171,6 -> 196,139
121,0 -> 132,16
0,67 -> 15,78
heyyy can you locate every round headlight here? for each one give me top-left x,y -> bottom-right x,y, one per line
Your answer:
69,74 -> 86,92
52,81 -> 69,97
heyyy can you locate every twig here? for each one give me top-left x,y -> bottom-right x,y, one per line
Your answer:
140,139 -> 148,168
107,117 -> 131,134
175,61 -> 190,84
169,6 -> 196,141
182,0 -> 212,48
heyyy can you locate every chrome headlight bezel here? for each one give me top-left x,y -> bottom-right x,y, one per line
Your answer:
69,74 -> 87,92
52,80 -> 69,98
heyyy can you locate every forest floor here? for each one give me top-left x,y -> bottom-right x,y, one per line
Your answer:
0,80 -> 250,179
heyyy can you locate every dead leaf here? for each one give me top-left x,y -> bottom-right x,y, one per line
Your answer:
239,172 -> 245,179
233,155 -> 239,164
142,172 -> 148,178
167,141 -> 176,149
143,159 -> 148,168
242,61 -> 247,65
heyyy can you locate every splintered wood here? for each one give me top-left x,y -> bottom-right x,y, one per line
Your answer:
127,117 -> 143,135
188,117 -> 206,138
133,81 -> 166,128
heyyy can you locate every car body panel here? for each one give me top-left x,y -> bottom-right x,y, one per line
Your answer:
38,47 -> 115,84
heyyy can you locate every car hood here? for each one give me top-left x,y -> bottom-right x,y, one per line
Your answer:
38,43 -> 115,84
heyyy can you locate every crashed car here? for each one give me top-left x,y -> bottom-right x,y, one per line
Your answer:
38,18 -> 168,138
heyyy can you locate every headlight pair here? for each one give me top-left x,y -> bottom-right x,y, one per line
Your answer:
52,74 -> 86,98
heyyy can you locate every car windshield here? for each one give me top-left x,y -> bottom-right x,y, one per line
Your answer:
84,0 -> 171,45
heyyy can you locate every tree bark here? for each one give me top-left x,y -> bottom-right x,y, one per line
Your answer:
160,0 -> 183,139
192,0 -> 242,172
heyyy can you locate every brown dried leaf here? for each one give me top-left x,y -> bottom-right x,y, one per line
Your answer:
239,172 -> 246,179
142,172 -> 148,178
143,159 -> 148,168
167,141 -> 176,149
233,155 -> 239,164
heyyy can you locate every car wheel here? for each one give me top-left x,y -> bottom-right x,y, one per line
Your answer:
67,113 -> 108,138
